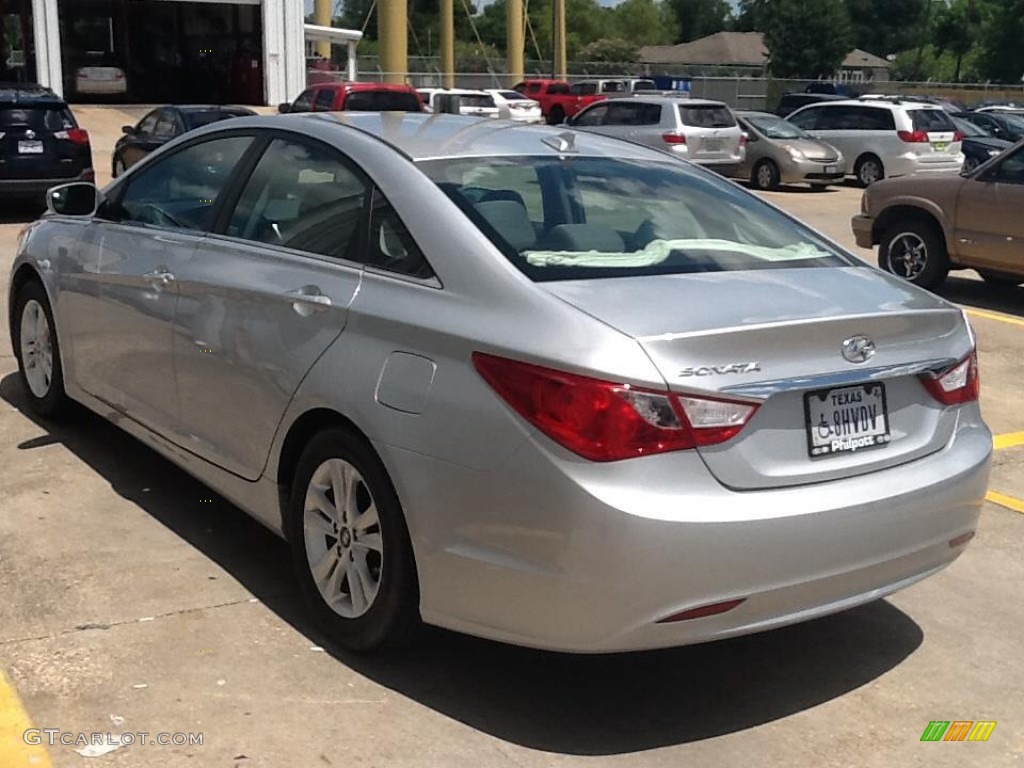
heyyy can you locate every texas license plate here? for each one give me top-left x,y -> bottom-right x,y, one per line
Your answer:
933,142 -> 948,151
702,139 -> 722,152
824,165 -> 837,174
804,383 -> 890,458
18,140 -> 43,154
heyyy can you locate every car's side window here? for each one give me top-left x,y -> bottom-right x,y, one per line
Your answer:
605,102 -> 639,125
224,137 -> 369,261
574,104 -> 608,126
858,107 -> 895,131
988,147 -> 1024,185
115,135 -> 254,231
636,103 -> 662,125
367,190 -> 434,279
313,89 -> 335,111
788,108 -> 820,130
292,89 -> 316,112
818,106 -> 859,130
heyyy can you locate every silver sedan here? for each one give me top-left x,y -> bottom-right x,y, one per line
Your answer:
735,111 -> 847,190
9,113 -> 991,653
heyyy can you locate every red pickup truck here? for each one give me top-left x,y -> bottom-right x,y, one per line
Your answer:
514,79 -> 626,124
279,82 -> 424,114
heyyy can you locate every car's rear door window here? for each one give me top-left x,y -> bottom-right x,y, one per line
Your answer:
857,107 -> 896,130
678,104 -> 735,128
313,89 -> 336,111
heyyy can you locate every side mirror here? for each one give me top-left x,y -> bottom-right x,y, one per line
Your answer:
46,183 -> 99,217
277,102 -> 292,114
121,124 -> 136,135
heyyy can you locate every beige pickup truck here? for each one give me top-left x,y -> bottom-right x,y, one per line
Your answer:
852,139 -> 1024,290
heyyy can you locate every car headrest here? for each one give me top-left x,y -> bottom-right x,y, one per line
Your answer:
473,200 -> 537,251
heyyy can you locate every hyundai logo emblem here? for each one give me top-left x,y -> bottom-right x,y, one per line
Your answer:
842,336 -> 876,364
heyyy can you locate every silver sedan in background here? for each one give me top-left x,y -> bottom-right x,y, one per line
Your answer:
9,113 -> 990,654
735,111 -> 847,190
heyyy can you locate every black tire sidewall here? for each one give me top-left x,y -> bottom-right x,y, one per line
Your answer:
12,281 -> 68,418
856,155 -> 883,187
880,222 -> 949,290
287,428 -> 420,652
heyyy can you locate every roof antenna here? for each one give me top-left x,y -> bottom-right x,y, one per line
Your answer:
542,131 -> 577,153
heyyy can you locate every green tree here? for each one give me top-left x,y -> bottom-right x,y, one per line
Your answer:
976,0 -> 1024,83
932,0 -> 980,81
580,37 -> 640,62
611,0 -> 676,46
666,0 -> 730,42
733,0 -> 769,30
762,0 -> 854,78
843,0 -> 928,57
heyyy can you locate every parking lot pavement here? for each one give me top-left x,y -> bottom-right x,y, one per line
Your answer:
1,164 -> 1023,767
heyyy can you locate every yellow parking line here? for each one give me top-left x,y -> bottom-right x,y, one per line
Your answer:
994,432 -> 1024,451
0,670 -> 51,768
964,308 -> 1024,328
987,491 -> 1024,515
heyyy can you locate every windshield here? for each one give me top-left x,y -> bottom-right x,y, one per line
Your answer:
745,115 -> 808,139
345,91 -> 422,112
498,90 -> 528,101
418,156 -> 852,281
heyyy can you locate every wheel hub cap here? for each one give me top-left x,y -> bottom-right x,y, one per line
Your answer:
303,458 -> 384,619
890,234 -> 927,279
20,299 -> 53,399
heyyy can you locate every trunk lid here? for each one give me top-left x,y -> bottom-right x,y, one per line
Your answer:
543,267 -> 970,489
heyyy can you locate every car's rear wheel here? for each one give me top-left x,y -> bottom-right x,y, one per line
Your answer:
12,281 -> 69,418
879,220 -> 949,290
287,428 -> 420,652
752,159 -> 780,191
962,156 -> 982,174
855,155 -> 884,187
979,270 -> 1022,288
548,106 -> 565,126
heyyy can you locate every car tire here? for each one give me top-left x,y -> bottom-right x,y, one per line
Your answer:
287,427 -> 420,652
752,159 -> 780,191
855,155 -> 884,187
962,156 -> 981,174
12,280 -> 70,419
979,270 -> 1022,288
112,156 -> 126,178
548,106 -> 565,126
879,220 -> 949,290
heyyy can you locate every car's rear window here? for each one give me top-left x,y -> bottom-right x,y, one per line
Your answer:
909,109 -> 956,132
678,104 -> 735,128
631,80 -> 656,91
459,94 -> 496,108
345,91 -> 422,112
0,106 -> 75,131
418,155 -> 852,282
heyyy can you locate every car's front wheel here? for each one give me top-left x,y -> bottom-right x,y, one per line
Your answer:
879,220 -> 949,290
12,280 -> 70,418
752,159 -> 780,191
288,428 -> 420,652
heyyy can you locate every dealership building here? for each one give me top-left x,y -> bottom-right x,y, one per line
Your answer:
0,0 -> 317,105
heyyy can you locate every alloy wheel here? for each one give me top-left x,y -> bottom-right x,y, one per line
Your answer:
303,458 -> 384,619
887,232 -> 929,280
757,164 -> 775,189
859,160 -> 882,186
19,299 -> 53,399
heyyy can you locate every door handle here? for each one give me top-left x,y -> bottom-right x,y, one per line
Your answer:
283,286 -> 332,316
143,269 -> 175,286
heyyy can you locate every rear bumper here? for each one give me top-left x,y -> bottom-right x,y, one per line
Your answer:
852,213 -> 876,248
886,153 -> 965,179
384,409 -> 992,653
0,169 -> 94,197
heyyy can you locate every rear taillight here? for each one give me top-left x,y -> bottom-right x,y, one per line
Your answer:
739,133 -> 748,147
953,130 -> 964,142
472,352 -> 758,461
56,128 -> 90,145
897,130 -> 929,143
661,132 -> 686,145
921,351 -> 979,405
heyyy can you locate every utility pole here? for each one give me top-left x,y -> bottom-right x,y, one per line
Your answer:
506,0 -> 524,86
441,0 -> 454,88
314,0 -> 331,60
552,0 -> 566,80
378,0 -> 409,84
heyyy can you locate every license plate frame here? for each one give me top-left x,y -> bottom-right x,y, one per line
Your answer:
18,140 -> 44,154
803,382 -> 891,458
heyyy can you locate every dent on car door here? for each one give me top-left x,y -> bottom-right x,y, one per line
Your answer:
955,146 -> 1024,270
67,134 -> 255,434
170,136 -> 367,480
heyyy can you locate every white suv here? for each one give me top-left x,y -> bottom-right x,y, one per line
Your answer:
787,98 -> 964,186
